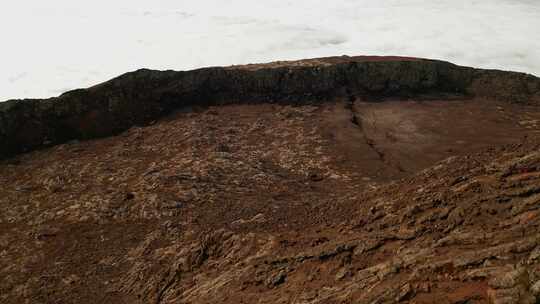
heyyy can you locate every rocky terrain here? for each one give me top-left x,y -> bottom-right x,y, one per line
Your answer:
1,56 -> 540,303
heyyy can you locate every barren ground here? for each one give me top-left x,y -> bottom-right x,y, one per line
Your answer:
1,96 -> 540,303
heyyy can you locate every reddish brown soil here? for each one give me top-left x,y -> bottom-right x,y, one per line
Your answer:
1,97 -> 540,303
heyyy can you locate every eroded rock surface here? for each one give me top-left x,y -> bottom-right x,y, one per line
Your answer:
1,57 -> 540,303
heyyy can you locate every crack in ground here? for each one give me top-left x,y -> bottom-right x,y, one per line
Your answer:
345,93 -> 406,173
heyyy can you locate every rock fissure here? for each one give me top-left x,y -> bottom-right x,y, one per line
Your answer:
346,97 -> 407,174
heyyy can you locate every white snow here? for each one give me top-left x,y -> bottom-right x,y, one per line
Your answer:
1,0 -> 539,101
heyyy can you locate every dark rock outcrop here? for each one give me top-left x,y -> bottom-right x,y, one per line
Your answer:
1,56 -> 539,159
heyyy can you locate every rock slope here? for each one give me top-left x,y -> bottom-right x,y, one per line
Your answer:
1,56 -> 540,304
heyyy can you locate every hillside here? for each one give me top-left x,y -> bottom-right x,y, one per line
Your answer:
1,56 -> 540,303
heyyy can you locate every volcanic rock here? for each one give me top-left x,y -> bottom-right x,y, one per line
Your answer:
1,56 -> 540,304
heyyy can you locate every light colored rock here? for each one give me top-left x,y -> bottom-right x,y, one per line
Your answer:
531,280 -> 540,297
335,267 -> 350,281
488,268 -> 528,289
62,274 -> 80,285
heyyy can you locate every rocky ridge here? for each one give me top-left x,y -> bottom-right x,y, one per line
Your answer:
1,56 -> 539,159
